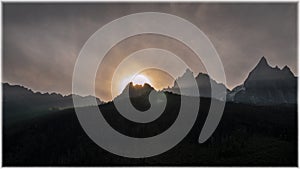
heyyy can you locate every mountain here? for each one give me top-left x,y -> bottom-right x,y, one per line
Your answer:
165,57 -> 296,105
3,83 -> 102,126
165,69 -> 228,101
114,82 -> 156,105
3,84 -> 297,166
114,82 -> 164,111
2,61 -> 297,165
118,82 -> 154,98
228,57 -> 297,105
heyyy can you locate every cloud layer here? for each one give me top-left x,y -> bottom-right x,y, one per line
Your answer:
3,3 -> 297,101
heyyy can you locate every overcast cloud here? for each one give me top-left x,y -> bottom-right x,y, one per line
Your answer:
3,3 -> 297,100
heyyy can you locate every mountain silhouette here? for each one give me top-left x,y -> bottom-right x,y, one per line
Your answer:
2,56 -> 298,166
3,83 -> 102,126
3,56 -> 297,127
121,82 -> 154,98
228,56 -> 297,105
114,82 -> 164,112
3,82 -> 297,166
165,69 -> 228,101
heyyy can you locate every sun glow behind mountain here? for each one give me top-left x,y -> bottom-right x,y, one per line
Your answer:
131,74 -> 151,86
111,68 -> 176,101
119,74 -> 152,95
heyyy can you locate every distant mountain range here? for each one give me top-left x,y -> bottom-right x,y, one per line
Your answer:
3,83 -> 102,126
164,69 -> 228,101
2,56 -> 297,166
165,56 -> 297,105
3,56 -> 297,125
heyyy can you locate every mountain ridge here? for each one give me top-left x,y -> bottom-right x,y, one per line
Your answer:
3,83 -> 102,126
164,69 -> 228,101
3,56 -> 297,108
229,56 -> 297,104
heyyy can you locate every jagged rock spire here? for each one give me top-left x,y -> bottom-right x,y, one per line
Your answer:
256,56 -> 269,67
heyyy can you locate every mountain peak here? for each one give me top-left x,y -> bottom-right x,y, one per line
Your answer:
117,82 -> 155,99
185,68 -> 193,73
244,56 -> 296,88
257,56 -> 269,67
128,82 -> 153,89
182,69 -> 194,77
282,65 -> 291,71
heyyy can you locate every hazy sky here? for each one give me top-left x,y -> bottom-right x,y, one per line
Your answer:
3,3 -> 297,101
